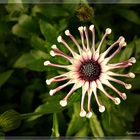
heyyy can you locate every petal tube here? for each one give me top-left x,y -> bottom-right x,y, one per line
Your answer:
89,25 -> 95,53
65,29 -> 82,54
91,82 -> 105,113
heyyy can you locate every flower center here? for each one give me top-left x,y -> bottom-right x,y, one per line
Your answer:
79,59 -> 101,81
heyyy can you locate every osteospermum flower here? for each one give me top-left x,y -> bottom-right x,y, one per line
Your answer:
44,25 -> 136,118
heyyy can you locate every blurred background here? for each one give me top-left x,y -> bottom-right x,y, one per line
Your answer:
0,0 -> 140,138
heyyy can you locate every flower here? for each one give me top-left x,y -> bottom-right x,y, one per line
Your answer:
44,25 -> 136,118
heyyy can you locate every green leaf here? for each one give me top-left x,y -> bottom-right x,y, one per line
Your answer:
129,75 -> 140,90
75,124 -> 88,137
51,113 -> 60,137
27,94 -> 64,121
22,0 -> 40,2
130,62 -> 140,74
30,35 -> 48,53
8,0 -> 22,3
18,14 -> 38,32
0,70 -> 13,87
39,20 -> 58,42
134,38 -> 140,58
14,53 -> 35,68
12,24 -> 31,38
12,14 -> 38,38
32,5 -> 69,19
28,91 -> 81,121
66,103 -> 86,136
0,110 -> 21,132
116,9 -> 140,25
40,94 -> 65,113
63,0 -> 86,4
110,41 -> 135,65
6,2 -> 25,13
26,58 -> 47,72
0,21 -> 11,37
120,94 -> 140,122
119,42 -> 135,61
14,51 -> 48,71
101,93 -> 140,136
89,112 -> 104,137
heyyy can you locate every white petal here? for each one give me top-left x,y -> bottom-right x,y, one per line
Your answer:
128,72 -> 135,78
60,100 -> 67,107
50,50 -> 56,57
125,84 -> 132,89
99,106 -> 105,112
106,28 -> 112,34
89,25 -> 94,31
121,93 -> 127,100
86,112 -> 92,118
73,79 -> 84,89
99,73 -> 109,84
73,53 -> 82,61
81,51 -> 89,60
114,97 -> 121,105
51,44 -> 57,49
130,57 -> 136,63
46,79 -> 53,85
44,61 -> 50,66
85,50 -> 92,59
49,89 -> 55,96
66,71 -> 79,79
57,36 -> 62,42
65,30 -> 70,36
79,110 -> 86,117
82,81 -> 89,94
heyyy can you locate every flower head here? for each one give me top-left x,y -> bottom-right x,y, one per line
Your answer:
44,25 -> 136,118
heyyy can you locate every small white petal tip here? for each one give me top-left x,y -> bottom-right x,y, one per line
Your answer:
60,100 -> 67,107
121,93 -> 127,100
119,41 -> 126,47
114,97 -> 121,105
106,28 -> 112,34
89,25 -> 94,31
78,26 -> 83,31
50,50 -> 56,57
86,112 -> 92,118
120,42 -> 127,47
83,26 -> 87,31
44,61 -> 50,66
46,79 -> 52,85
79,110 -> 86,117
128,72 -> 135,78
51,44 -> 57,49
65,30 -> 70,36
119,36 -> 125,42
130,57 -> 136,63
99,106 -> 105,113
57,36 -> 62,43
49,89 -> 55,96
119,36 -> 126,47
125,84 -> 132,89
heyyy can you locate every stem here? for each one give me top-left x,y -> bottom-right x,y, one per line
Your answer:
89,111 -> 104,137
20,112 -> 46,119
51,113 -> 60,137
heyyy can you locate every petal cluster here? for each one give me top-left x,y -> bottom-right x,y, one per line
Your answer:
44,25 -> 136,118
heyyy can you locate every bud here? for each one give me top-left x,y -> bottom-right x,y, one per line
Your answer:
76,4 -> 94,22
0,110 -> 21,132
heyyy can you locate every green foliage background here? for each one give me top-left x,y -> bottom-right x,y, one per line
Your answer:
0,0 -> 140,138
